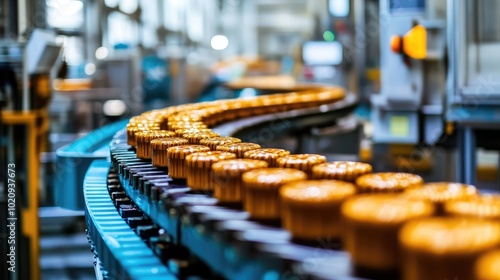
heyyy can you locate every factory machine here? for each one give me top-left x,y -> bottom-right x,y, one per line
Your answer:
369,0 -> 500,187
81,87 -> 366,280
0,29 -> 62,280
74,1 -> 500,279
80,83 -> 500,280
371,0 -> 446,145
0,0 -> 497,279
446,0 -> 500,185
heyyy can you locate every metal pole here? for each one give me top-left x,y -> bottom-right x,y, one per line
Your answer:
5,0 -> 19,38
463,126 -> 476,185
498,151 -> 500,192
456,127 -> 463,183
22,48 -> 29,111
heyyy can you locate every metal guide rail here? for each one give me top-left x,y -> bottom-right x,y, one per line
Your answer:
82,129 -> 369,280
211,93 -> 357,137
82,93 -> 366,279
83,160 -> 175,280
56,118 -> 131,210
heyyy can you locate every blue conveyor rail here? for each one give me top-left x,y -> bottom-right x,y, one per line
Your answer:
55,119 -> 129,210
82,95 -> 364,279
103,130 -> 361,280
83,159 -> 176,280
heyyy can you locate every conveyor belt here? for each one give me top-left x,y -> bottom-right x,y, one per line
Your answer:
56,118 -> 130,210
213,93 -> 357,137
74,92 -> 357,211
84,160 -> 175,280
81,130 -> 367,280
82,91 -> 370,279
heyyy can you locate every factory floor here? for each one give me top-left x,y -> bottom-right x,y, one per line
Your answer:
40,211 -> 95,280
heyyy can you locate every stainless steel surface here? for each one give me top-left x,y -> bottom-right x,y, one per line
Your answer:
451,0 -> 500,102
372,0 -> 446,144
447,0 -> 500,123
447,0 -> 500,185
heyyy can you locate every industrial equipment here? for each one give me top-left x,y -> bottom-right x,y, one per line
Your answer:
447,0 -> 500,184
81,88 -> 368,279
50,51 -> 141,134
371,0 -> 446,144
81,84 -> 498,279
0,28 -> 62,280
54,119 -> 130,210
3,1 -> 499,279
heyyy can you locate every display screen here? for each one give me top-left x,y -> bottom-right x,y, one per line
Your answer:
302,41 -> 343,66
390,0 -> 425,12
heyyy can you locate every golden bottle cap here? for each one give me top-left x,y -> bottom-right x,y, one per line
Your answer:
126,124 -> 159,146
175,128 -> 214,137
166,145 -> 211,160
199,137 -> 242,151
243,168 -> 307,221
263,95 -> 286,107
212,159 -> 268,178
217,102 -> 235,121
276,154 -> 327,175
185,150 -> 236,191
128,117 -> 160,125
280,180 -> 356,206
168,121 -> 191,131
184,111 -> 208,121
403,182 -> 478,204
185,151 -> 236,169
243,148 -> 290,167
314,87 -> 345,103
233,99 -> 255,117
166,145 -> 211,179
216,142 -> 261,158
249,97 -> 265,107
297,92 -> 320,105
242,168 -> 308,189
135,130 -> 176,145
342,194 -> 435,271
355,172 -> 423,193
200,106 -> 224,116
168,115 -> 201,123
151,137 -> 189,167
135,130 -> 176,159
172,122 -> 207,129
280,180 -> 357,240
445,194 -> 500,221
151,137 -> 189,150
182,131 -> 221,144
342,194 -> 435,225
225,100 -> 244,111
212,159 -> 268,203
476,250 -> 500,280
400,218 -> 500,255
284,93 -> 302,108
169,122 -> 207,131
311,161 -> 372,182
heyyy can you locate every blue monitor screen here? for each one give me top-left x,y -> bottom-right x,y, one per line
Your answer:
390,0 -> 425,12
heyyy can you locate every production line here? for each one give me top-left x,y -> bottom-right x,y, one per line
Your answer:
81,88 -> 500,280
1,0 -> 500,280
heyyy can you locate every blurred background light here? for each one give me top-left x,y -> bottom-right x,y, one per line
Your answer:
119,0 -> 139,14
84,63 -> 96,75
103,100 -> 127,116
95,47 -> 109,60
211,35 -> 229,50
323,31 -> 335,42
